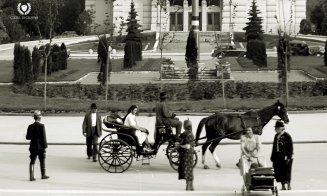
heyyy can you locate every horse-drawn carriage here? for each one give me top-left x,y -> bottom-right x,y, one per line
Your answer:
97,114 -> 198,173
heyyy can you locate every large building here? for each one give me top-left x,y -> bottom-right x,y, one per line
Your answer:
85,0 -> 306,35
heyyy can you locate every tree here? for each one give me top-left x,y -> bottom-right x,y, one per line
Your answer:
124,0 -> 142,68
324,40 -> 327,66
185,28 -> 198,80
299,19 -> 312,34
57,0 -> 84,34
243,0 -> 264,41
75,10 -> 92,35
277,30 -> 291,105
310,5 -> 325,34
1,7 -> 25,42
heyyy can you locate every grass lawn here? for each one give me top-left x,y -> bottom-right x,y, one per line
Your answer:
1,55 -> 326,83
237,56 -> 326,78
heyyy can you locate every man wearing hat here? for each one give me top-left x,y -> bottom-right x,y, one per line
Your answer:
271,120 -> 294,190
82,103 -> 102,162
155,92 -> 182,136
26,110 -> 49,181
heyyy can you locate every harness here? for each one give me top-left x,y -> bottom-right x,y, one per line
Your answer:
238,111 -> 263,135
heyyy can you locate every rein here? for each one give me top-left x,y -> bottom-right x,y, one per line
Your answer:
195,129 -> 246,147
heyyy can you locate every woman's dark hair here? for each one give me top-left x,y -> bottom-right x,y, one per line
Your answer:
123,105 -> 137,123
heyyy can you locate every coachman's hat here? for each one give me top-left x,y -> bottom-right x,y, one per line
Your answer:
90,103 -> 97,109
160,92 -> 167,99
183,119 -> 192,131
33,110 -> 42,117
275,121 -> 285,128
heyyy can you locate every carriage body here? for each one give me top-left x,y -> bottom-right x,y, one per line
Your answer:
98,114 -> 198,173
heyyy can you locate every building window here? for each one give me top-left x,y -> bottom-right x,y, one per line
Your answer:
170,12 -> 183,31
207,12 -> 220,31
207,0 -> 221,7
169,0 -> 183,6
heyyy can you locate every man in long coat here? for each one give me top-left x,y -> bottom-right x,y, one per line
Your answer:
82,103 -> 102,162
271,121 -> 293,190
26,110 -> 49,181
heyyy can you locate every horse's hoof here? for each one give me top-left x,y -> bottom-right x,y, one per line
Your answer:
204,165 -> 210,169
216,164 -> 221,168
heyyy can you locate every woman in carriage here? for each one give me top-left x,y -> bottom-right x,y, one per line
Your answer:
123,105 -> 154,152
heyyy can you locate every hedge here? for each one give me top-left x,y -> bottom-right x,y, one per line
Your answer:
11,80 -> 327,101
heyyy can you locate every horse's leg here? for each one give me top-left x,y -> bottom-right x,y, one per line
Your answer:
201,142 -> 211,169
209,140 -> 222,168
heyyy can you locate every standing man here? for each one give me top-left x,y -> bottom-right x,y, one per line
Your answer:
271,121 -> 294,190
26,110 -> 49,181
155,92 -> 182,136
82,103 -> 102,162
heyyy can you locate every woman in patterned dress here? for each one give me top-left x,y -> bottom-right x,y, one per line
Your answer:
175,119 -> 195,191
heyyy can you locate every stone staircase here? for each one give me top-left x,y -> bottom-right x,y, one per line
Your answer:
162,67 -> 219,80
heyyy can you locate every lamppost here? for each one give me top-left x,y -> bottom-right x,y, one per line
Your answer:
192,0 -> 200,61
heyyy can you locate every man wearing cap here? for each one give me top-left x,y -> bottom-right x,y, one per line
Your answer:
271,121 -> 294,190
155,92 -> 182,136
82,103 -> 102,162
26,110 -> 49,181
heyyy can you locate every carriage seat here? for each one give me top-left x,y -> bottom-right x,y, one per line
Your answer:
249,167 -> 275,176
103,114 -> 139,146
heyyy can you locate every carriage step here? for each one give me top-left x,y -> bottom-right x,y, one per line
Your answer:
142,158 -> 150,165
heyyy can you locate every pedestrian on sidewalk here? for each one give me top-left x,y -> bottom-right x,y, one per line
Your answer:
271,121 -> 294,190
26,110 -> 49,181
82,103 -> 102,162
175,119 -> 195,191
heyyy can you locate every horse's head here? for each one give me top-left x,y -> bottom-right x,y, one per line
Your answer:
275,100 -> 289,124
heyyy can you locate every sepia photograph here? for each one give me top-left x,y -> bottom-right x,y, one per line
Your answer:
0,0 -> 327,195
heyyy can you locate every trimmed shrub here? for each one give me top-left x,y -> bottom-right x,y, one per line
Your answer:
32,47 -> 42,80
12,43 -> 25,85
246,39 -> 267,67
24,47 -> 33,83
60,43 -> 68,70
324,40 -> 327,66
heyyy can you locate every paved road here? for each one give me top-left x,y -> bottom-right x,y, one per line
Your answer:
1,112 -> 327,144
0,112 -> 327,195
0,144 -> 326,196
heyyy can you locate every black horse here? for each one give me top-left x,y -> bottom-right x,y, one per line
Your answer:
195,100 -> 290,169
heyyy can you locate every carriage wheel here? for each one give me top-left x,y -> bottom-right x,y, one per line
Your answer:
98,139 -> 133,173
165,142 -> 175,159
168,148 -> 198,171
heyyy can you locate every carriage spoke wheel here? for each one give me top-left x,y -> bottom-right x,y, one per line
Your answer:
98,139 -> 133,173
168,147 -> 198,171
165,143 -> 175,159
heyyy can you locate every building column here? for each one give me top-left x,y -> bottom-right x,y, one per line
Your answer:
201,0 -> 207,31
183,0 -> 189,31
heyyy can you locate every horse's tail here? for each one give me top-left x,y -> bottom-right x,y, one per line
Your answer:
195,117 -> 209,144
